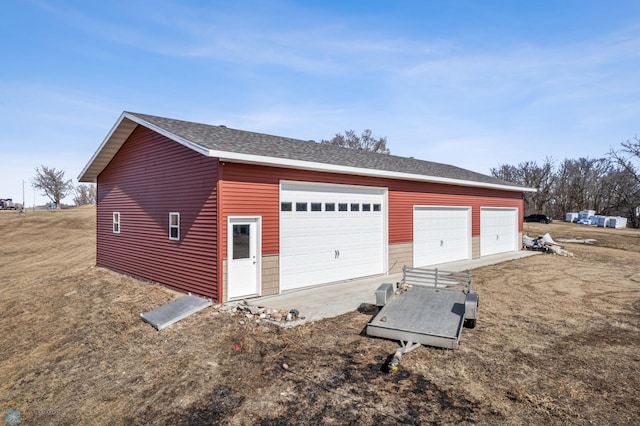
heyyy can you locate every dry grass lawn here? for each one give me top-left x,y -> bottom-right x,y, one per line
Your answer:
1,207 -> 639,425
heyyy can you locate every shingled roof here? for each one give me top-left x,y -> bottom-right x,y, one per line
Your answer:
79,111 -> 532,192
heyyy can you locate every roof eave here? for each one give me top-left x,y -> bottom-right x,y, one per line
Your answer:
78,112 -> 136,182
80,112 -> 534,193
211,150 -> 535,192
78,112 -> 210,182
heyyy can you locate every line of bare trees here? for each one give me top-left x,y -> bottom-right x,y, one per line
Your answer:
33,165 -> 96,208
492,137 -> 640,228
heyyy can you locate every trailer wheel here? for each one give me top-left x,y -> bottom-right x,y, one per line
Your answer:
464,318 -> 477,329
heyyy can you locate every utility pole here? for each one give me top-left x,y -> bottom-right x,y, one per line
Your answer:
22,180 -> 25,213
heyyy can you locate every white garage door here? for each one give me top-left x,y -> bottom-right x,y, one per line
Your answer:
413,206 -> 471,267
280,182 -> 386,291
480,208 -> 518,256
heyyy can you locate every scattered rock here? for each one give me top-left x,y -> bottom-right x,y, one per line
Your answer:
211,301 -> 304,326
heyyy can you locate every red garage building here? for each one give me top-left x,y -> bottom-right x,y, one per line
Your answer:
79,112 -> 531,302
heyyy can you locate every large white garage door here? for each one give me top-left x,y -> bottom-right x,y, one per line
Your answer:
280,182 -> 386,291
480,208 -> 518,256
413,206 -> 471,267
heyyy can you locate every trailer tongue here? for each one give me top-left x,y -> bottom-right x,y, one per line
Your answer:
366,267 -> 479,371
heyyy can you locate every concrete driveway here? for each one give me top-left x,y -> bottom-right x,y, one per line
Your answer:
248,251 -> 539,323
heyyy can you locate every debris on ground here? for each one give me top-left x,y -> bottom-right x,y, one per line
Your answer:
523,233 -> 574,257
556,238 -> 597,244
395,282 -> 412,295
213,300 -> 305,326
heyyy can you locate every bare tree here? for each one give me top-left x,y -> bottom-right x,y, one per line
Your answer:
73,183 -> 97,206
522,158 -> 556,215
553,159 -> 575,217
492,158 -> 555,216
552,158 -> 612,216
608,136 -> 640,226
321,129 -> 390,154
603,167 -> 640,227
32,165 -> 74,209
490,164 -> 521,184
609,136 -> 640,186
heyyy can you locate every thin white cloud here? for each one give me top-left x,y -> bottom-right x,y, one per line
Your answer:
0,83 -> 117,147
399,23 -> 640,100
32,0 -> 449,75
10,0 -> 640,188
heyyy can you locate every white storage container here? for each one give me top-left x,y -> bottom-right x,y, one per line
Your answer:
565,212 -> 579,222
595,216 -> 612,227
607,217 -> 627,229
579,210 -> 596,219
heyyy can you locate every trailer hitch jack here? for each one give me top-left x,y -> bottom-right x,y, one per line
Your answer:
388,350 -> 402,371
385,341 -> 421,372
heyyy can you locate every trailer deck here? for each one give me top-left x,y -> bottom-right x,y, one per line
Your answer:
367,285 -> 467,349
366,267 -> 478,357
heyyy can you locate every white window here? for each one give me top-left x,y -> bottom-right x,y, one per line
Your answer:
113,212 -> 120,233
169,212 -> 180,240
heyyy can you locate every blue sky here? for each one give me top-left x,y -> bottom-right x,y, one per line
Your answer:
2,0 -> 639,206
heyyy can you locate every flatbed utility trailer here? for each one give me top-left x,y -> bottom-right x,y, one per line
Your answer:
366,267 -> 479,370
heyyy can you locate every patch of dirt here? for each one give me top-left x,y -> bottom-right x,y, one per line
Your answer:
1,209 -> 639,425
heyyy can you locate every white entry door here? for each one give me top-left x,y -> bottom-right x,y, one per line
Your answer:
227,217 -> 260,300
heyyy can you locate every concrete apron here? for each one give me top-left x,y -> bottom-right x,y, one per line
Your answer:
248,251 -> 540,324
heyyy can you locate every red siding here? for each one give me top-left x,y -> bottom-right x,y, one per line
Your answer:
219,163 -> 410,258
388,182 -> 523,243
97,129 -> 523,302
97,126 -> 219,299
219,163 -> 524,257
219,164 -> 282,257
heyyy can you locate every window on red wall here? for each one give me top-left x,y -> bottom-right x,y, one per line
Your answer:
113,212 -> 120,233
169,212 -> 180,240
